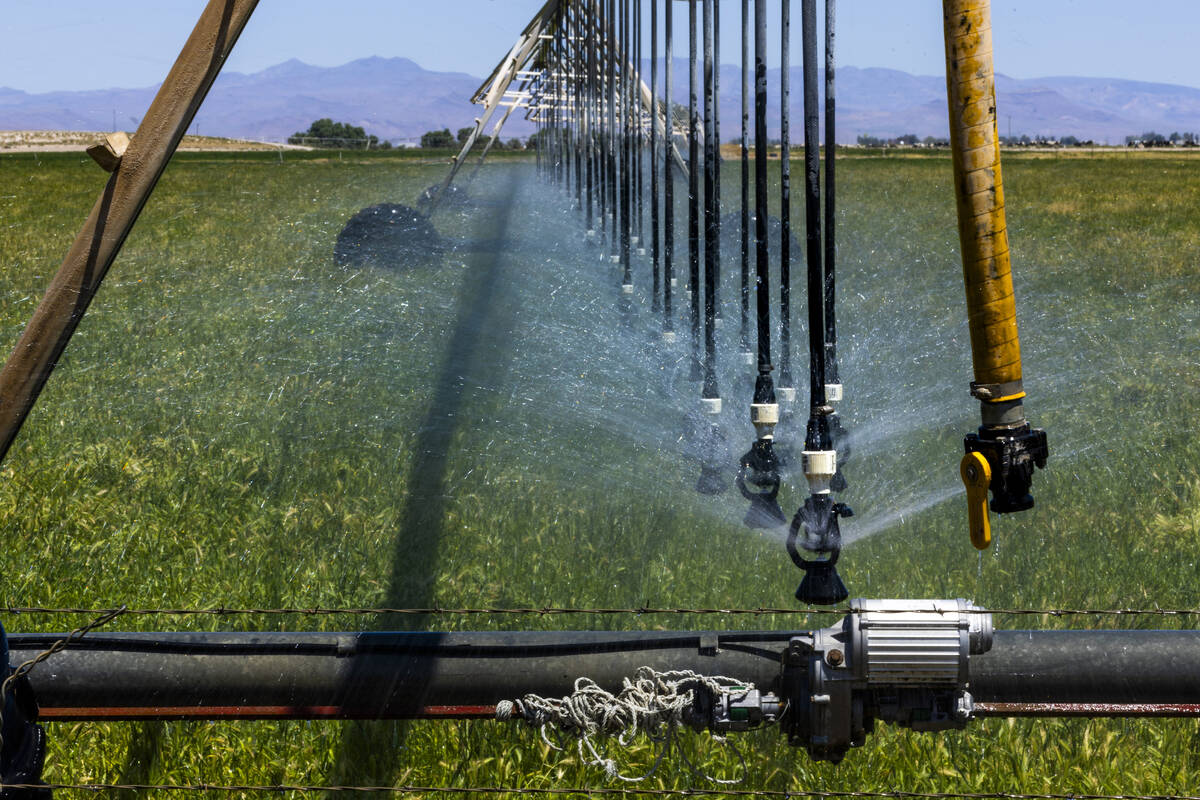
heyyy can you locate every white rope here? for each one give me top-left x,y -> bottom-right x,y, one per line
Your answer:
495,667 -> 751,784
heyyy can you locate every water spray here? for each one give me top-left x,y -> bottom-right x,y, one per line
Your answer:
943,0 -> 1047,549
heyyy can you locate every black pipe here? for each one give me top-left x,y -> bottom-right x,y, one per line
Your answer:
712,0 -> 722,323
971,631 -> 1200,705
740,0 -> 751,358
779,0 -> 794,393
636,0 -> 645,253
752,0 -> 772,388
688,0 -> 702,379
663,0 -> 675,338
11,631 -> 788,719
610,0 -> 619,250
575,5 -> 585,210
702,0 -> 719,403
735,0 -> 786,525
650,0 -> 661,311
622,0 -> 634,287
596,0 -> 605,234
15,629 -> 1200,720
586,0 -> 596,233
557,13 -> 566,190
801,0 -> 826,425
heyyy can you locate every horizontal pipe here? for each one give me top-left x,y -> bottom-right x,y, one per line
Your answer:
12,630 -> 1200,722
36,705 -> 499,722
970,630 -> 1200,705
11,631 -> 789,720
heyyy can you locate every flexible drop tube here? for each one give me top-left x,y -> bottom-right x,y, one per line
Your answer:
942,0 -> 1025,424
944,0 -> 1047,546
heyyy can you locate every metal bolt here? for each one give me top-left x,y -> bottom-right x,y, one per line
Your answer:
827,648 -> 844,667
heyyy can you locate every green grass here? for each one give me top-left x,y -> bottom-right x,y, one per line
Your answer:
1,148 -> 1199,796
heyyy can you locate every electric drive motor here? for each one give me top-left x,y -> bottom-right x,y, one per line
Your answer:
782,598 -> 992,762
699,599 -> 993,762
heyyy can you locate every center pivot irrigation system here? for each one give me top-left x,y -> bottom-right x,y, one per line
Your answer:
0,0 -> 1194,791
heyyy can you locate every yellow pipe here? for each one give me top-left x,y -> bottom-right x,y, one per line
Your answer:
942,0 -> 1024,404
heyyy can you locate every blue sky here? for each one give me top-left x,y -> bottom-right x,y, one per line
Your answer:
2,1 -> 1197,93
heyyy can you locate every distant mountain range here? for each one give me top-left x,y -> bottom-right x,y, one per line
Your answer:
2,56 -> 1199,145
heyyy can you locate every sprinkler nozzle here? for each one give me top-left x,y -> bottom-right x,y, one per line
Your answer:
787,494 -> 853,606
795,558 -> 848,607
737,438 -> 786,528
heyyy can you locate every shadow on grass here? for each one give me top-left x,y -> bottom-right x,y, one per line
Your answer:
329,170 -> 525,785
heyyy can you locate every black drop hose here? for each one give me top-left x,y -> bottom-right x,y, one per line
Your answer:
779,0 -> 794,391
752,0 -> 773,391
740,0 -> 751,356
702,0 -> 719,400
663,0 -> 675,335
823,0 -> 839,386
688,0 -> 702,373
650,0 -> 660,310
801,0 -> 827,433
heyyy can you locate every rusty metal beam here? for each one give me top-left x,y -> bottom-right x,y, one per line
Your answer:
426,0 -> 562,212
0,0 -> 260,466
975,703 -> 1200,718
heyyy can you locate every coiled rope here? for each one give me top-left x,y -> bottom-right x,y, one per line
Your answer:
496,667 -> 750,784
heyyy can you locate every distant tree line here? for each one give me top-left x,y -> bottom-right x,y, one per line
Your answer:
999,135 -> 1097,147
854,131 -> 1200,149
1125,131 -> 1198,147
289,118 -> 391,149
419,126 -> 525,150
856,134 -> 949,148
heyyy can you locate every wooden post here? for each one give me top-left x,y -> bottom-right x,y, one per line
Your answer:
0,0 -> 260,465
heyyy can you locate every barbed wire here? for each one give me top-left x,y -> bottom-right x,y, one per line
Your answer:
2,784 -> 1199,799
3,606 -> 1200,618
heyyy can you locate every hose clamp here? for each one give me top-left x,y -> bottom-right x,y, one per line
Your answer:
970,379 -> 1025,403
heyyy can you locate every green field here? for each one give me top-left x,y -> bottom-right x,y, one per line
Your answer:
1,147 -> 1199,795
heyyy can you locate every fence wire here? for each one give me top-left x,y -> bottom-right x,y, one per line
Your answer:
4,606 -> 1200,618
3,784 -> 1200,799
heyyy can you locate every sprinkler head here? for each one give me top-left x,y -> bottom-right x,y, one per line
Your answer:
695,422 -> 728,496
794,558 -> 848,607
737,438 -> 787,528
787,494 -> 853,606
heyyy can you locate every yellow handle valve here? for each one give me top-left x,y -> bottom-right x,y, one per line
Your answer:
960,451 -> 993,550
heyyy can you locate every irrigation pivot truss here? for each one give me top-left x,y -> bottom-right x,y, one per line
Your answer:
0,0 -> 1191,794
